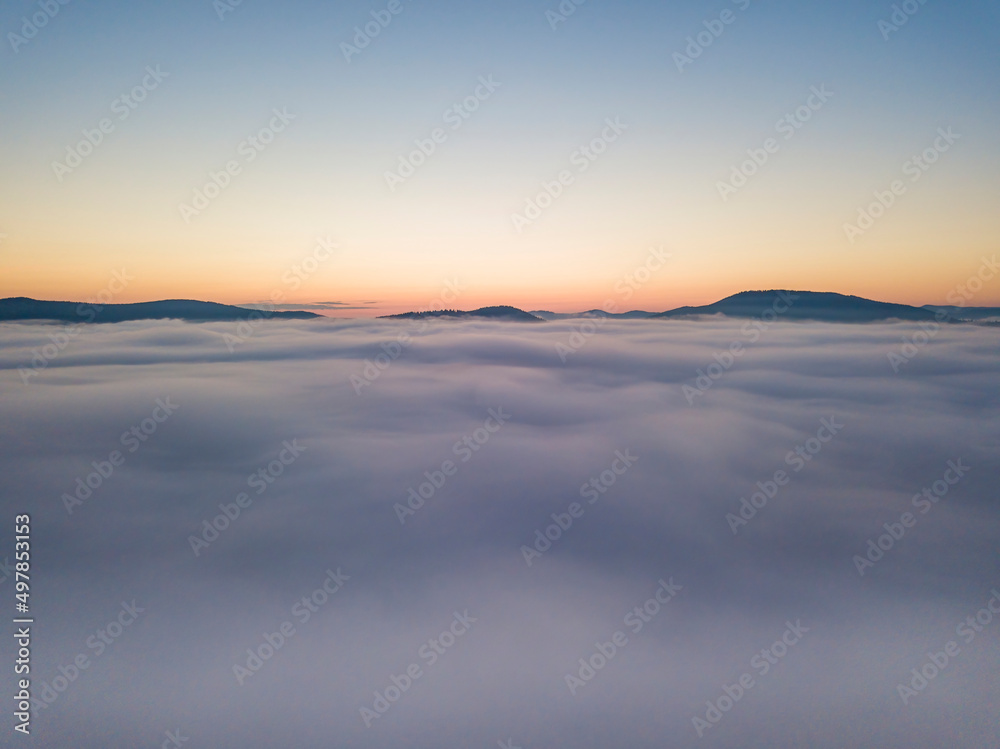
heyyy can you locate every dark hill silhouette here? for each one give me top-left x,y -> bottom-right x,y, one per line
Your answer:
530,310 -> 656,320
4,293 -> 994,326
0,297 -> 320,323
381,305 -> 543,322
922,305 -> 1000,321
382,305 -> 543,322
652,291 -> 943,323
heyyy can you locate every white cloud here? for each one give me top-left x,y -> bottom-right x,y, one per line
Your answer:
1,318 -> 997,747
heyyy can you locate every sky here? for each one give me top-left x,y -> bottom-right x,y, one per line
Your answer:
0,316 -> 997,746
1,0 -> 999,314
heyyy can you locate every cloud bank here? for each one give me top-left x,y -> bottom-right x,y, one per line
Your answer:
0,317 -> 997,748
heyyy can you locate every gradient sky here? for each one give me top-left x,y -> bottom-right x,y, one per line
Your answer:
1,0 -> 999,314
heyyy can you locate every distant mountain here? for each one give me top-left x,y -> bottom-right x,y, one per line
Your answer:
530,310 -> 656,320
922,305 -> 1000,321
381,305 -> 543,322
4,293 -> 992,326
652,291 -> 943,323
0,297 -> 321,323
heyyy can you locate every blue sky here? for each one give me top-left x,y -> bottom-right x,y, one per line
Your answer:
1,0 -> 998,311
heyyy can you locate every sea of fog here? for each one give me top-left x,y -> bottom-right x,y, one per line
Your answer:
0,317 -> 997,748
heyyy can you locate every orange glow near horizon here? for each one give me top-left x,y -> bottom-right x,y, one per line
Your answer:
4,269 -> 998,318
2,181 -> 997,314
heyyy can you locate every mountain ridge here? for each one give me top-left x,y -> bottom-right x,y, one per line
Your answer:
380,305 -> 544,322
650,290 -> 944,323
0,297 -> 320,323
3,292 -> 998,325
